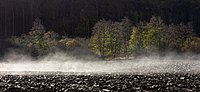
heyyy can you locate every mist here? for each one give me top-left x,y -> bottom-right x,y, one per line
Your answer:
0,50 -> 199,74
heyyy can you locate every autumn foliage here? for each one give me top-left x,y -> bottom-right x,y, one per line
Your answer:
10,17 -> 200,59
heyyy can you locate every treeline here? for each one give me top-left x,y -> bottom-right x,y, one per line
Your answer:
0,0 -> 200,37
9,18 -> 86,57
89,16 -> 200,59
10,17 -> 200,59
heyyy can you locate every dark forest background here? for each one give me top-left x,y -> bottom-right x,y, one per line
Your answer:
0,0 -> 200,38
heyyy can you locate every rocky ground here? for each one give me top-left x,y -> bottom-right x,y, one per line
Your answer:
0,73 -> 200,92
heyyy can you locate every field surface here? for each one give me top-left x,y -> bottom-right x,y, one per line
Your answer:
0,72 -> 200,92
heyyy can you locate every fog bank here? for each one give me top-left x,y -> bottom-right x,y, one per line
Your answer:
0,51 -> 199,74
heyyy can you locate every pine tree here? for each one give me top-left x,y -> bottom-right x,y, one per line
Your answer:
29,18 -> 45,36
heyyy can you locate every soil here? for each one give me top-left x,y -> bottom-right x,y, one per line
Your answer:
0,73 -> 200,92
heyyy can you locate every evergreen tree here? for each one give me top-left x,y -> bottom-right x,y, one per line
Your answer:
30,18 -> 45,35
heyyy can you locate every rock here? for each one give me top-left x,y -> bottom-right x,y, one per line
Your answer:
102,89 -> 110,92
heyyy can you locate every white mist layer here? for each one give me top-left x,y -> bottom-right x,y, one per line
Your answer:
0,52 -> 200,74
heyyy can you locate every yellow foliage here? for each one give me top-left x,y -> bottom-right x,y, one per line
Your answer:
66,39 -> 77,48
182,37 -> 200,53
129,27 -> 139,51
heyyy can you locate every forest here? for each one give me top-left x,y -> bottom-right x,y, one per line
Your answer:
8,16 -> 200,59
0,0 -> 200,59
0,0 -> 200,37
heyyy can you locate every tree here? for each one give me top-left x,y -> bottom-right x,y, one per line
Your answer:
28,18 -> 46,50
109,21 -> 123,57
129,21 -> 147,56
129,16 -> 167,55
89,19 -> 124,59
162,23 -> 195,52
11,18 -> 60,57
142,16 -> 165,54
120,17 -> 132,57
182,37 -> 200,53
89,20 -> 109,58
129,27 -> 138,54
